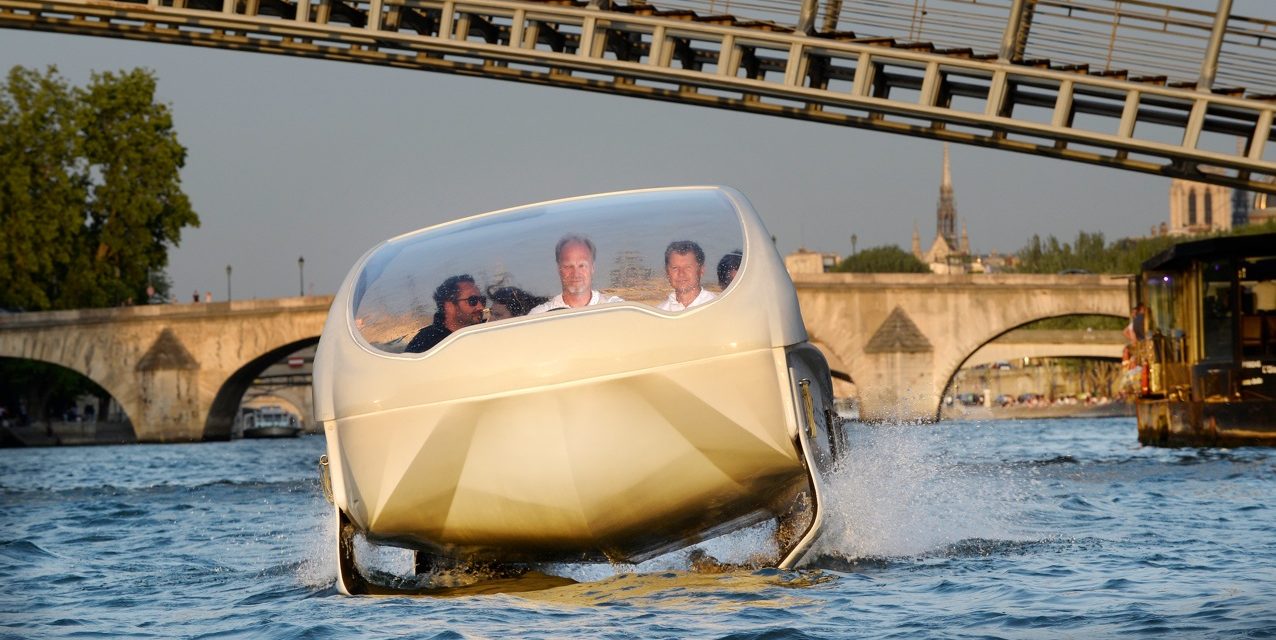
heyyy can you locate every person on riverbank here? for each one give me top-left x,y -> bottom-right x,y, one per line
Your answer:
658,241 -> 716,312
528,233 -> 621,314
404,275 -> 487,353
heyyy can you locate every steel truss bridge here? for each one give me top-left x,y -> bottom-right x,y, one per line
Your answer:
2,0 -> 1274,193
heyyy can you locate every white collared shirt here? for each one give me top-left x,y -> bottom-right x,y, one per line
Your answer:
656,288 -> 717,312
528,290 -> 624,314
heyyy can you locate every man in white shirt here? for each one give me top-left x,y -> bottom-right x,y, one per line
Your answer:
657,240 -> 717,312
528,233 -> 623,314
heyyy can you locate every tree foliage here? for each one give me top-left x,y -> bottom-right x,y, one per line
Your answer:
0,65 -> 199,311
832,245 -> 930,273
1010,220 -> 1276,276
1010,231 -> 1176,275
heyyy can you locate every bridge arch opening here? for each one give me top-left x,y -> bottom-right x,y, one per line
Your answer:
203,337 -> 319,440
0,357 -> 138,445
935,313 -> 1128,421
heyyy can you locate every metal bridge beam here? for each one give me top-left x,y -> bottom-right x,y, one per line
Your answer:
2,0 -> 1273,193
999,0 -> 1030,63
1198,0 -> 1233,94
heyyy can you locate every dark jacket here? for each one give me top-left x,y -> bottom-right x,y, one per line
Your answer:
404,322 -> 450,353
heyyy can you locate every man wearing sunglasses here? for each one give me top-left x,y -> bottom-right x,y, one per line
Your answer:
404,274 -> 487,353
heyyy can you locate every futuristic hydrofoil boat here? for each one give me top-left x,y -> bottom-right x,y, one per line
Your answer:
313,187 -> 846,594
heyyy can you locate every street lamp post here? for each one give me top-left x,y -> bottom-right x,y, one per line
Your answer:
298,256 -> 305,297
226,264 -> 232,302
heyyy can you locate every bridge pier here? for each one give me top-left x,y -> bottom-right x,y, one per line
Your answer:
132,327 -> 206,441
856,352 -> 942,422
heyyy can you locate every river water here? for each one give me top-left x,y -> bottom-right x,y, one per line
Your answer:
2,418 -> 1274,638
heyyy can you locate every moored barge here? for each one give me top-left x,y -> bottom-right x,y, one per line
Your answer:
1132,233 -> 1276,446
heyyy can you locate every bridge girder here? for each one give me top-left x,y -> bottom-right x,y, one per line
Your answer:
2,0 -> 1274,193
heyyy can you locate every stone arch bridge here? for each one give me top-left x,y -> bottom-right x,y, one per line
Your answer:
0,275 -> 1128,439
792,272 -> 1130,422
0,296 -> 332,442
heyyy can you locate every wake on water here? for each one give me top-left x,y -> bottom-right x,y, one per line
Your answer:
813,423 -> 1035,562
293,422 -> 1036,592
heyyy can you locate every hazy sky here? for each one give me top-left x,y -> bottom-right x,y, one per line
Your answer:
1,7 -> 1270,299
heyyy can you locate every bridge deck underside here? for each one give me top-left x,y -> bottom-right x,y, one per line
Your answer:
2,0 -> 1274,192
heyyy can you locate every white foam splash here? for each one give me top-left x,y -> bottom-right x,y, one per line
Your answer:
812,422 -> 1028,560
295,502 -> 337,588
294,503 -> 422,589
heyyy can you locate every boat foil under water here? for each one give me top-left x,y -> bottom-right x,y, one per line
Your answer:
313,187 -> 847,594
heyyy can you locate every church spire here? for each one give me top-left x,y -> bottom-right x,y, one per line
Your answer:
937,143 -> 958,249
911,220 -> 922,259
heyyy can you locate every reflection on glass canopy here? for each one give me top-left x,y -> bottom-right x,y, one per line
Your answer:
351,189 -> 747,354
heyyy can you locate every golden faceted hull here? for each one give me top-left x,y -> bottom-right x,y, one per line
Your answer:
327,348 -> 809,564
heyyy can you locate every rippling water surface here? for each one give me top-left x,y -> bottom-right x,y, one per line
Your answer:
3,418 -> 1275,638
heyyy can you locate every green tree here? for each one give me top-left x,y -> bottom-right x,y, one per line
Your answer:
0,65 -> 199,311
0,67 -> 82,310
1010,222 -> 1276,276
833,245 -> 930,273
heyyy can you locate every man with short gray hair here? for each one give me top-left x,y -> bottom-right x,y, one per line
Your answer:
529,233 -> 623,314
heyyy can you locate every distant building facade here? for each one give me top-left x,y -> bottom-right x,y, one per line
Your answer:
1168,177 -> 1233,235
785,248 -> 841,274
1163,162 -> 1276,235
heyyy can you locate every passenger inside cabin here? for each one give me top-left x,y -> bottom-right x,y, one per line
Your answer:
528,233 -> 622,314
658,240 -> 716,312
717,250 -> 742,290
487,286 -> 547,321
404,274 -> 487,353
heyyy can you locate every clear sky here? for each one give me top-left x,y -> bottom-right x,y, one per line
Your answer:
0,8 -> 1269,299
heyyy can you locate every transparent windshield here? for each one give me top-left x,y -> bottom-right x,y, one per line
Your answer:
351,189 -> 747,354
